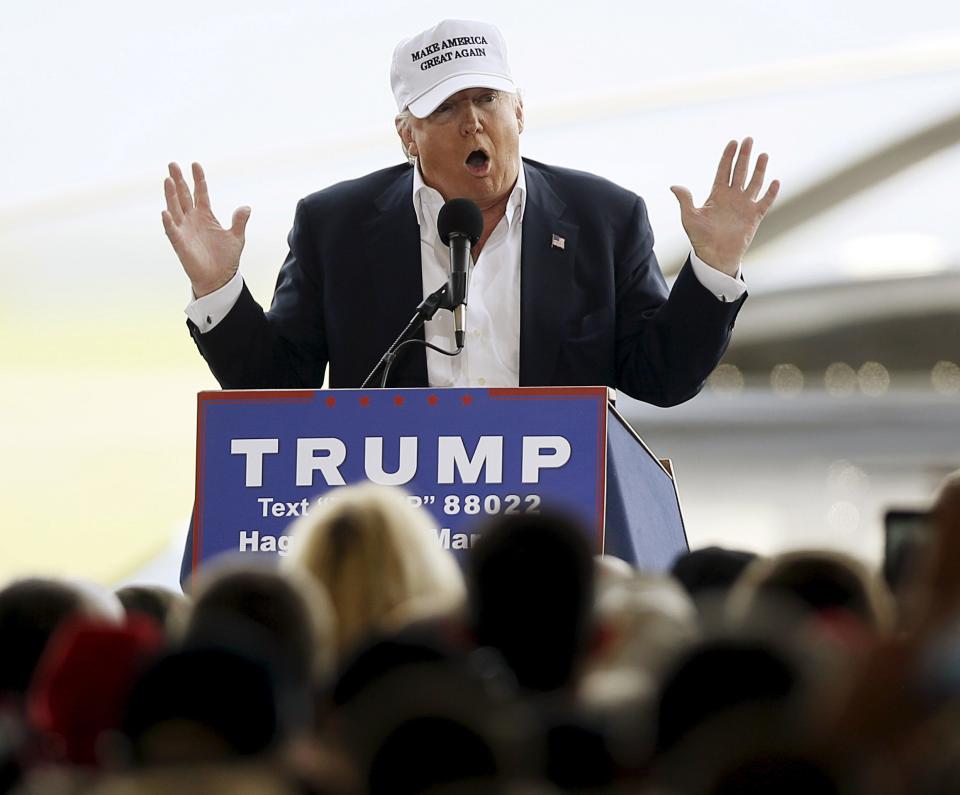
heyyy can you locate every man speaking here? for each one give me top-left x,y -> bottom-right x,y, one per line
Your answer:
162,19 -> 779,406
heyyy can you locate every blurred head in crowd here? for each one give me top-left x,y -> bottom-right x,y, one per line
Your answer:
83,765 -> 306,795
120,641 -> 305,767
466,510 -> 595,692
654,636 -> 803,755
706,754 -> 842,795
115,585 -> 186,631
671,546 -> 757,603
0,577 -> 123,703
285,483 -> 464,658
917,471 -> 960,632
657,741 -> 843,795
369,716 -> 500,795
581,570 -> 698,708
333,632 -> 458,710
179,559 -> 336,686
27,616 -> 165,767
592,554 -> 638,608
334,648 -> 537,795
728,550 -> 895,638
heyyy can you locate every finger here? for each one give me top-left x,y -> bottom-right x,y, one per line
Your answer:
161,209 -> 177,239
712,140 -> 737,192
163,177 -> 183,224
745,152 -> 768,199
731,137 -> 753,190
757,179 -> 780,214
169,161 -> 194,213
192,162 -> 211,209
670,185 -> 695,215
230,206 -> 252,238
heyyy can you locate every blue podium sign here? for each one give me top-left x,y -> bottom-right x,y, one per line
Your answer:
192,387 -> 609,573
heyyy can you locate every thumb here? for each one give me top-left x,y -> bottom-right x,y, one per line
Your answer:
230,206 -> 251,238
670,186 -> 695,215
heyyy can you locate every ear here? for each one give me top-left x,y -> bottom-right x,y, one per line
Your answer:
396,117 -> 418,158
514,95 -> 525,134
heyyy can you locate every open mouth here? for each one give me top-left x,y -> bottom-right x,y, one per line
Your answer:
465,149 -> 491,173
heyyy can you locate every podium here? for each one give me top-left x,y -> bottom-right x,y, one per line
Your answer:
190,386 -> 687,577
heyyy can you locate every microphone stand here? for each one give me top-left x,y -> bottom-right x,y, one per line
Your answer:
360,284 -> 462,389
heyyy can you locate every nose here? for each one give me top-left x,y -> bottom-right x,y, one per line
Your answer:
460,104 -> 483,136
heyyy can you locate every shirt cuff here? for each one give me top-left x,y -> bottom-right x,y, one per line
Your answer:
184,272 -> 243,333
688,250 -> 747,303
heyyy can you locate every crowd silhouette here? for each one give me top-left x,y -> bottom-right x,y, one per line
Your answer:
2,475 -> 960,794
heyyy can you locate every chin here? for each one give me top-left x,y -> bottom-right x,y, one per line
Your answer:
466,177 -> 504,202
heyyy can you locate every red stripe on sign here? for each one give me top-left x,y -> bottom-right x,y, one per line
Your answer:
198,390 -> 316,403
192,394 -> 207,580
488,387 -> 608,400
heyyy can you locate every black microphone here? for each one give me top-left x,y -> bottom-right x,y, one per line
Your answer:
437,198 -> 483,349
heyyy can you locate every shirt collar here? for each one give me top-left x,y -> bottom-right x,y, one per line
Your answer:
412,159 -> 527,231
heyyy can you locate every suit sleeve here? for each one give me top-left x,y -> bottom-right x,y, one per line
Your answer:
187,199 -> 329,389
614,196 -> 745,406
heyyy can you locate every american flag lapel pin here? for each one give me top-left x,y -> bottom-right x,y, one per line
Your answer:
551,234 -> 565,250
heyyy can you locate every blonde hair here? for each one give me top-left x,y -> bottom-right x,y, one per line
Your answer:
284,484 -> 464,656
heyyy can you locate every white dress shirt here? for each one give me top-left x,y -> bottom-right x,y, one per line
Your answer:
413,162 -> 525,387
186,163 -> 747,387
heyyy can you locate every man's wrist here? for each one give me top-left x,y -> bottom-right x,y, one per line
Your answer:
691,247 -> 740,277
191,274 -> 235,300
688,250 -> 746,303
185,272 -> 243,332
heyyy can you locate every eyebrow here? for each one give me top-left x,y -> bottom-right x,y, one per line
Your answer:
442,90 -> 498,105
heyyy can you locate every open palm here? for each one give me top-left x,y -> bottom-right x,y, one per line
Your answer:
671,138 -> 779,276
161,162 -> 251,297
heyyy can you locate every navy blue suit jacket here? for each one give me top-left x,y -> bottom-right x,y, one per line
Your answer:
182,159 -> 746,584
190,158 -> 744,406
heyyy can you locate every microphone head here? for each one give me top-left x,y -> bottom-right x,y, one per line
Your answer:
438,198 -> 483,246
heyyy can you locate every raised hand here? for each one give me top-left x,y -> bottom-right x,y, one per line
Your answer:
161,162 -> 251,297
670,138 -> 779,277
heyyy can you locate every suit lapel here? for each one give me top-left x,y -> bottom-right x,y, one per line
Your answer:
361,169 -> 429,387
520,162 -> 580,385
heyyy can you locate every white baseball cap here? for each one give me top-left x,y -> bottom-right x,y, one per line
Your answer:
390,20 -> 516,119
